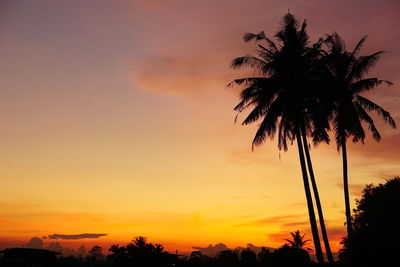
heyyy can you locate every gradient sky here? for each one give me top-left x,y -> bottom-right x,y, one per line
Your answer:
0,0 -> 399,254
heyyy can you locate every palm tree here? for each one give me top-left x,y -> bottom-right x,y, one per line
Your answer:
285,230 -> 312,251
324,33 -> 396,239
300,125 -> 335,263
229,13 -> 328,263
299,64 -> 335,263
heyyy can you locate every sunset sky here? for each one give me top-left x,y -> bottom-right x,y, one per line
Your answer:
0,0 -> 399,254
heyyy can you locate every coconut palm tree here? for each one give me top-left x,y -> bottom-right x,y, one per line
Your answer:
299,61 -> 335,263
285,230 -> 312,251
324,33 -> 396,239
300,124 -> 335,263
229,13 -> 328,263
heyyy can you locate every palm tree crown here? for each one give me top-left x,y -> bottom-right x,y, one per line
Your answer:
285,230 -> 312,251
325,33 -> 396,146
229,14 -> 327,151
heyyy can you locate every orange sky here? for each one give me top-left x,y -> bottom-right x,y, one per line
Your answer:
0,0 -> 399,255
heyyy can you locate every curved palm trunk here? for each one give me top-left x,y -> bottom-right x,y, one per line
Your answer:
300,126 -> 334,263
295,129 -> 324,263
342,141 -> 353,239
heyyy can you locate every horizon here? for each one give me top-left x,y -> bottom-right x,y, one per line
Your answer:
3,235 -> 279,256
0,0 -> 399,259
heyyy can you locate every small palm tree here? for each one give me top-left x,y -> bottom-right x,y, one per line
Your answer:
324,33 -> 396,239
285,230 -> 312,251
229,13 -> 329,263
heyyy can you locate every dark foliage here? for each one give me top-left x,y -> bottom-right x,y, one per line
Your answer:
240,248 -> 257,267
107,236 -> 178,267
339,177 -> 400,266
270,244 -> 311,267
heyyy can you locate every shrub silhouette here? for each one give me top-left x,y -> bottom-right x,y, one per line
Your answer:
240,248 -> 257,267
340,177 -> 400,265
270,244 -> 311,267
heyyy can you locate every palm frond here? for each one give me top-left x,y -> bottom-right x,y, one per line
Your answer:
355,103 -> 381,141
351,78 -> 393,94
243,31 -> 266,42
329,32 -> 346,54
278,113 -> 287,151
355,95 -> 397,128
282,13 -> 298,29
251,96 -> 284,150
231,55 -> 268,71
242,102 -> 268,125
256,45 -> 277,61
348,51 -> 384,80
350,35 -> 368,57
298,20 -> 309,46
233,98 -> 254,113
263,37 -> 279,52
245,32 -> 279,53
252,113 -> 277,150
227,77 -> 269,87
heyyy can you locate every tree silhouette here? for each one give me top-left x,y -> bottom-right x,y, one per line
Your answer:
87,246 -> 104,262
271,244 -> 311,267
284,230 -> 312,252
107,236 -> 176,267
240,248 -> 257,267
339,177 -> 400,265
324,33 -> 396,239
258,247 -> 273,266
188,251 -> 211,266
108,244 -> 129,266
229,13 -> 331,263
216,250 -> 239,267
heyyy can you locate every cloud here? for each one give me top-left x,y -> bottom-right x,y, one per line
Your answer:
192,243 -> 228,256
23,237 -> 88,257
349,132 -> 400,160
335,183 -> 366,197
132,54 -> 235,97
281,221 -> 310,228
236,214 -> 307,228
25,237 -> 43,249
254,214 -> 306,225
267,233 -> 293,244
48,233 -> 107,240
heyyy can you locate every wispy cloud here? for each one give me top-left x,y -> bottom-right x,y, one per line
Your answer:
335,183 -> 366,197
235,214 -> 307,227
48,233 -> 107,240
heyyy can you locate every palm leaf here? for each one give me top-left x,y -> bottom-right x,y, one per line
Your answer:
351,78 -> 393,94
355,103 -> 381,141
348,51 -> 384,80
350,35 -> 367,57
231,55 -> 268,71
355,95 -> 396,128
243,31 -> 265,42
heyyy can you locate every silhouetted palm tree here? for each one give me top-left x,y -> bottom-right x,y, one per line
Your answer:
229,13 -> 329,263
324,33 -> 396,239
300,130 -> 335,262
299,81 -> 335,263
285,230 -> 312,251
